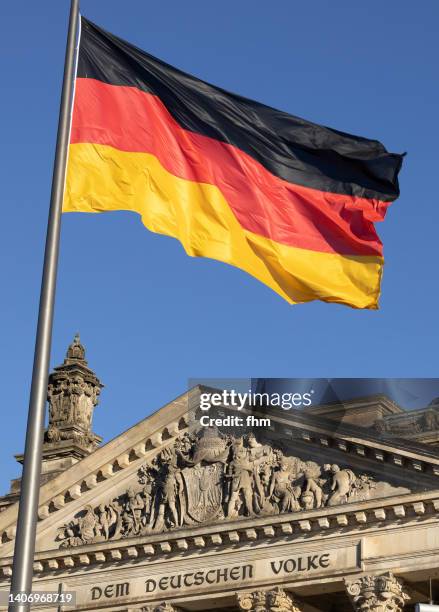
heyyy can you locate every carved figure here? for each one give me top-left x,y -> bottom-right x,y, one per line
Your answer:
303,468 -> 323,508
247,433 -> 272,512
97,503 -> 110,540
162,465 -> 180,527
326,464 -> 356,506
269,461 -> 301,513
301,490 -> 314,510
122,486 -> 144,535
226,438 -> 255,517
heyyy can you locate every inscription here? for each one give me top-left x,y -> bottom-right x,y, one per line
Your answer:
145,564 -> 253,594
81,547 -> 359,605
271,553 -> 330,575
91,582 -> 129,601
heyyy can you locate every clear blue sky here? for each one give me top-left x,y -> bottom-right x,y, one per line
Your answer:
1,1 -> 438,493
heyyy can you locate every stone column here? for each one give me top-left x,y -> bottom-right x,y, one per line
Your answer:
345,572 -> 410,612
237,586 -> 302,611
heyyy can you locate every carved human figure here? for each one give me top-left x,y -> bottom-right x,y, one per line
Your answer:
142,480 -> 154,522
122,487 -> 145,535
247,433 -> 272,512
326,464 -> 355,507
59,526 -> 82,548
108,501 -> 123,539
269,461 -> 301,513
156,445 -> 187,528
303,468 -> 323,508
47,383 -> 59,423
301,490 -> 314,510
162,465 -> 180,527
345,572 -> 410,611
226,438 -> 255,517
96,503 -> 110,540
258,462 -> 275,513
76,393 -> 94,429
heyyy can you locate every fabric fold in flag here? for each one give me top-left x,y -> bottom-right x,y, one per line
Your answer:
63,16 -> 404,308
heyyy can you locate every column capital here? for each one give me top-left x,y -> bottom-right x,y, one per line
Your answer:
345,572 -> 410,612
140,604 -> 183,612
237,586 -> 302,611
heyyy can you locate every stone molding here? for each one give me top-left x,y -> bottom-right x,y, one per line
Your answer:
0,489 -> 439,580
254,407 -> 439,478
345,572 -> 410,611
237,586 -> 301,611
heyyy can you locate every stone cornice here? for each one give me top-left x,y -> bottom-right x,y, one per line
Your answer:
1,488 -> 439,581
306,394 -> 403,417
245,406 -> 439,467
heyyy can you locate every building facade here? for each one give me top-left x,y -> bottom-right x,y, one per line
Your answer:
1,338 -> 439,611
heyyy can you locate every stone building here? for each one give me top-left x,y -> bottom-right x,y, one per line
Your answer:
1,338 -> 439,610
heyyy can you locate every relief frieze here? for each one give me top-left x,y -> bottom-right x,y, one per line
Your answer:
57,428 -> 405,547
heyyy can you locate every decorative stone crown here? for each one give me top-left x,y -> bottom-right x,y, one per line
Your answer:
65,333 -> 86,363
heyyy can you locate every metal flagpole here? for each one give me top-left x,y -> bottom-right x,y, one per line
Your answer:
9,1 -> 80,609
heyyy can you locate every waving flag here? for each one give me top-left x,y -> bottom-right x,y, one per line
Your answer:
64,17 -> 403,308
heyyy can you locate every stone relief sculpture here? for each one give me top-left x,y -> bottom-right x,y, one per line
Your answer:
58,428 -> 391,548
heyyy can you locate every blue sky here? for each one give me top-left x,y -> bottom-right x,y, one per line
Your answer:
1,1 -> 438,492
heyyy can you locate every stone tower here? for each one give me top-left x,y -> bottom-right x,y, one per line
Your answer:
0,335 -> 104,510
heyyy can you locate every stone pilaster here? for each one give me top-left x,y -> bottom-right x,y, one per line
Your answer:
237,586 -> 302,612
345,572 -> 410,612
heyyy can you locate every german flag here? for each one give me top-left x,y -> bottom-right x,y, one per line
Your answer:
63,17 -> 404,308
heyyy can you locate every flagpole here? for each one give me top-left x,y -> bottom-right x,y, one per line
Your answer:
9,1 -> 80,609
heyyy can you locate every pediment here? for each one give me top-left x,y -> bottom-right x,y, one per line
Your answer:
1,387 -> 439,560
